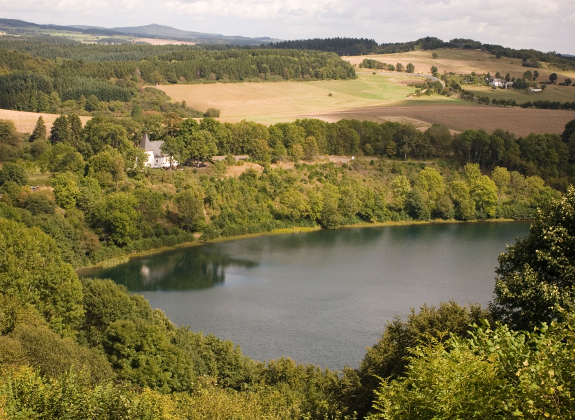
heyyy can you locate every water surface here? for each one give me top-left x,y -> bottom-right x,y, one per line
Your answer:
82,222 -> 530,369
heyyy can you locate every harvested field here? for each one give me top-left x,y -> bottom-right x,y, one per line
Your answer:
0,110 -> 91,133
345,49 -> 575,83
158,74 -> 417,120
296,103 -> 574,137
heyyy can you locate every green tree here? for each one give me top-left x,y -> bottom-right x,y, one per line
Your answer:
38,143 -> 85,175
395,63 -> 404,72
549,72 -> 558,84
68,114 -> 83,146
0,119 -> 17,145
186,130 -> 218,166
430,65 -> 438,74
274,188 -> 310,222
131,104 -> 143,118
0,219 -> 84,335
340,302 -> 489,419
29,116 -> 47,142
49,115 -> 71,145
80,278 -> 154,346
88,146 -> 125,187
432,53 -> 438,59
103,318 -> 193,393
90,191 -> 139,246
415,167 -> 445,208
319,183 -> 342,229
175,188 -> 205,232
391,175 -> 410,209
0,162 -> 28,186
161,136 -> 187,168
405,63 -> 415,73
302,136 -> 319,161
288,143 -> 304,163
491,166 -> 510,203
491,186 -> 575,330
369,318 -> 575,420
51,172 -> 80,209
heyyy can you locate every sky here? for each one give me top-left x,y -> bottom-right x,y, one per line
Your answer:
1,0 -> 574,54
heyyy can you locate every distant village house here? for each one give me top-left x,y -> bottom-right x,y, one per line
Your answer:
139,133 -> 177,168
488,78 -> 513,89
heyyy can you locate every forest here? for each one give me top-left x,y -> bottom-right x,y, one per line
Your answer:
0,40 -> 356,115
272,35 -> 575,69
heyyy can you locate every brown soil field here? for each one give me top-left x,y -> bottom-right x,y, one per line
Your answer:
296,103 -> 574,137
0,110 -> 91,133
346,49 -> 575,84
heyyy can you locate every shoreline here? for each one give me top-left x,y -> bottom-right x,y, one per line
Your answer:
78,218 -> 525,272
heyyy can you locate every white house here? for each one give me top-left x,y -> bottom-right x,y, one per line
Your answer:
488,78 -> 513,89
139,133 -> 177,168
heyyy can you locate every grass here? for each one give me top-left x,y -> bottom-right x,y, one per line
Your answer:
158,73 -> 447,122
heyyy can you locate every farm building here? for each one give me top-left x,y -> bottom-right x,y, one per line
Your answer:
488,78 -> 513,89
139,133 -> 177,168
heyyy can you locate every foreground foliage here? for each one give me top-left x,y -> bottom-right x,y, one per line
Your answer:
369,317 -> 575,419
491,185 -> 575,331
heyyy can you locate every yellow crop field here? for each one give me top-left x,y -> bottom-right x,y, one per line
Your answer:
158,73 -> 454,123
0,110 -> 91,133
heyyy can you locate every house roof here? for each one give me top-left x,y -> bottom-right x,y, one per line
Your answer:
139,133 -> 168,157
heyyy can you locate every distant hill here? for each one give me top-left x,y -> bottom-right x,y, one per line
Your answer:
0,18 -> 280,46
110,23 -> 280,45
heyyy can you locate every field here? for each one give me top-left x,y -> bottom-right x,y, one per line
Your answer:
463,84 -> 575,104
296,102 -> 575,137
159,71 -> 574,135
160,73 -> 437,122
132,38 -> 196,45
344,49 -> 575,83
0,109 -> 91,133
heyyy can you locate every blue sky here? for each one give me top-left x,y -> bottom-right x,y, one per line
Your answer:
1,0 -> 574,54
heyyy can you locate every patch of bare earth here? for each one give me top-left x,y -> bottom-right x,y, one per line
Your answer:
224,162 -> 264,177
296,105 -> 574,137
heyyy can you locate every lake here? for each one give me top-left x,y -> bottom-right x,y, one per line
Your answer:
81,221 -> 531,370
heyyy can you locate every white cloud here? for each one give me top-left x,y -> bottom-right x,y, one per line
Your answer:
0,0 -> 573,53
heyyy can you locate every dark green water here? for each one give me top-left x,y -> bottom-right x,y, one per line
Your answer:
81,222 -> 530,369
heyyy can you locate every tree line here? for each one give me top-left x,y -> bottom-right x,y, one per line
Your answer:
0,114 -> 572,267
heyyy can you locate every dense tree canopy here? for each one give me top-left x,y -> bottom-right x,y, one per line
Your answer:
491,186 -> 575,330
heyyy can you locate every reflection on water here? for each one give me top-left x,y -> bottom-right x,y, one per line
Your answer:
80,222 -> 532,369
80,246 -> 258,291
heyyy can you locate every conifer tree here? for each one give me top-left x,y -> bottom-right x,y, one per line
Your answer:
30,116 -> 47,142
49,115 -> 71,145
